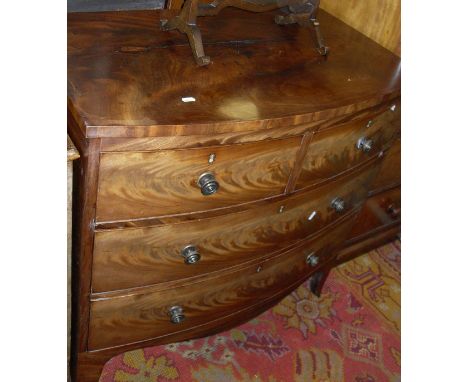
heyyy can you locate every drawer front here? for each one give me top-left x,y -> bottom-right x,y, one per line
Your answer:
296,102 -> 400,190
92,159 -> 381,292
370,138 -> 400,192
347,186 -> 401,240
96,137 -> 302,222
88,214 -> 356,350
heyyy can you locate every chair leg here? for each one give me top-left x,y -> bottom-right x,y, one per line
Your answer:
311,18 -> 329,55
275,12 -> 329,56
186,25 -> 211,66
161,0 -> 328,65
160,0 -> 210,66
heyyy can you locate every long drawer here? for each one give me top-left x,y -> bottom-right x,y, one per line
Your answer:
296,101 -> 400,190
95,136 -> 302,222
88,213 -> 356,351
92,158 -> 381,292
347,186 -> 401,241
370,138 -> 400,192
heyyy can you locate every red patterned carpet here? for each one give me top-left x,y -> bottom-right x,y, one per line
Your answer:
99,240 -> 401,382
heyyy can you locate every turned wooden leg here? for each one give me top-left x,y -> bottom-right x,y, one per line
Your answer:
309,268 -> 330,297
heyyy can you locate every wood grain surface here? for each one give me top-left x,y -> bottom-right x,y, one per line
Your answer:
67,8 -> 401,138
88,214 -> 355,350
67,8 -> 401,381
77,271 -> 323,382
99,99 -> 399,153
101,122 -> 311,152
92,159 -> 379,292
295,102 -> 400,190
96,136 -> 301,222
370,138 -> 401,193
67,135 -> 79,380
321,0 -> 401,56
336,224 -> 400,264
67,109 -> 103,359
347,186 -> 401,241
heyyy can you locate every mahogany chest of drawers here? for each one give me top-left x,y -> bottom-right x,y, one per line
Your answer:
68,8 -> 401,381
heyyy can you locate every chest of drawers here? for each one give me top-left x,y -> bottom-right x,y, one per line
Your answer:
68,8 -> 401,381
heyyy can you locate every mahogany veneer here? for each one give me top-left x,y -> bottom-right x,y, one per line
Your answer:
89,213 -> 356,350
96,136 -> 301,222
92,159 -> 378,292
68,7 -> 400,382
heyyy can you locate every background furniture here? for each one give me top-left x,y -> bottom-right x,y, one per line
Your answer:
67,136 -> 80,381
321,0 -> 400,56
165,0 -> 401,56
68,7 -> 400,381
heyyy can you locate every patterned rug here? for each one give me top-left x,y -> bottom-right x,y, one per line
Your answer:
99,240 -> 401,382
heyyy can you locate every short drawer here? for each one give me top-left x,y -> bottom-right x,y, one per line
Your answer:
92,158 -> 381,292
88,213 -> 356,351
296,101 -> 400,190
95,137 -> 302,222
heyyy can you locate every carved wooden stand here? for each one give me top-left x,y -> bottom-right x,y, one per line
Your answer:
160,0 -> 328,66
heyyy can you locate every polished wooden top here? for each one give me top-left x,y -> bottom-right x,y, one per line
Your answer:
68,8 -> 401,138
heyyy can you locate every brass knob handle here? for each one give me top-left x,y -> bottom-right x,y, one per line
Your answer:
169,306 -> 185,324
181,245 -> 200,264
356,137 -> 373,153
331,197 -> 345,213
197,172 -> 219,196
306,253 -> 319,266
